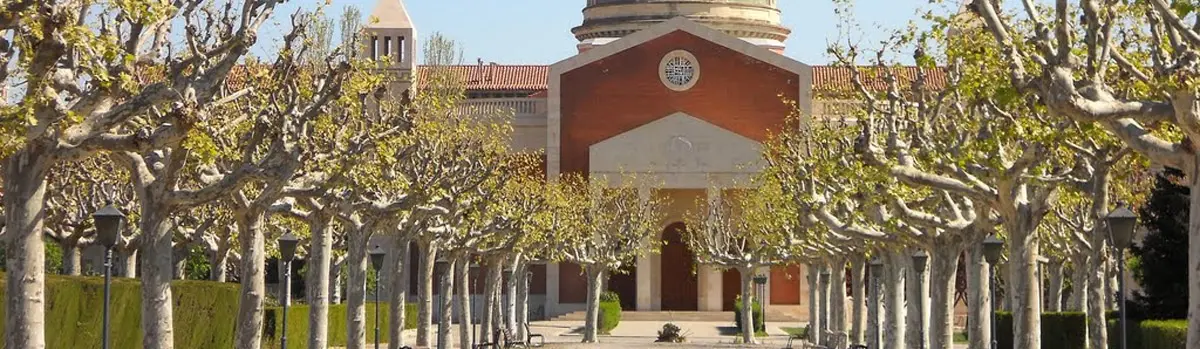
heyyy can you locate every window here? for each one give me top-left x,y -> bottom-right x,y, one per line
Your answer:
659,50 -> 700,91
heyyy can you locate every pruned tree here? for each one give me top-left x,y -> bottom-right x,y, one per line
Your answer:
962,1 -> 1200,346
683,185 -> 794,344
547,174 -> 666,343
0,0 -> 307,344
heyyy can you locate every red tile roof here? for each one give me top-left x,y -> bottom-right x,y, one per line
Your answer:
418,65 -> 549,91
421,64 -> 946,95
812,66 -> 948,95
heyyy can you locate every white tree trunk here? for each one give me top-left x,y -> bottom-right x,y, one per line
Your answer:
436,258 -> 455,349
417,240 -> 437,347
3,151 -> 51,349
966,244 -> 992,349
807,263 -> 822,345
506,255 -> 522,333
172,244 -> 189,280
307,213 -> 334,349
346,226 -> 369,349
515,263 -> 530,339
1009,221 -> 1042,349
211,243 -> 230,282
1087,253 -> 1108,349
883,253 -> 906,349
819,265 -> 830,344
388,239 -> 410,349
331,256 -> 345,305
140,205 -> 177,349
929,247 -> 960,349
849,258 -> 867,345
455,256 -> 473,349
481,258 -> 499,343
582,266 -> 604,343
1046,259 -> 1065,312
905,252 -> 925,349
739,267 -> 756,344
1067,258 -> 1088,312
120,249 -> 138,278
233,213 -> 267,349
1186,164 -> 1200,349
62,242 -> 81,276
830,259 -> 847,334
867,262 -> 881,349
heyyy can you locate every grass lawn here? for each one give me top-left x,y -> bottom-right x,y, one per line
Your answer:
781,327 -> 808,339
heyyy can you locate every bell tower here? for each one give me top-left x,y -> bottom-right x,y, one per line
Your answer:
364,0 -> 417,85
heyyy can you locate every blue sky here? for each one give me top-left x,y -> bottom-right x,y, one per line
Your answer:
258,0 -> 955,65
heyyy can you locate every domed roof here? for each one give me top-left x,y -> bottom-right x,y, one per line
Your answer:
573,0 -> 790,48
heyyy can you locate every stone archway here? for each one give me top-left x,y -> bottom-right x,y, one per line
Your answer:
660,222 -> 698,311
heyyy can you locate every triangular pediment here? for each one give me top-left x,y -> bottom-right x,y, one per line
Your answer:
590,112 -> 763,175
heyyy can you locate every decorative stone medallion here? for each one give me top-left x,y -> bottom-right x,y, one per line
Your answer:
659,50 -> 700,91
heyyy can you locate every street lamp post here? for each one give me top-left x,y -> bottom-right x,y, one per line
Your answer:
912,251 -> 928,349
982,235 -> 1004,349
93,203 -> 126,349
278,233 -> 300,349
818,268 -> 831,345
1107,206 -> 1137,349
868,257 -> 884,349
370,246 -> 387,349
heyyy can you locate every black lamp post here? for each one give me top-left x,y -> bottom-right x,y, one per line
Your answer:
752,274 -> 768,331
370,246 -> 387,349
93,203 -> 126,349
278,232 -> 300,349
868,257 -> 884,349
982,235 -> 1004,349
818,268 -> 831,345
912,251 -> 928,349
1107,206 -> 1136,349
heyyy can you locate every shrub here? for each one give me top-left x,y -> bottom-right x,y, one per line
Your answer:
656,322 -> 686,343
1139,320 -> 1186,349
996,311 -> 1085,349
262,302 -> 418,349
0,273 -> 241,349
598,291 -> 621,335
732,294 -> 765,333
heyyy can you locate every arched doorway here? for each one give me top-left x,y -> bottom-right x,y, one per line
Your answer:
660,222 -> 698,311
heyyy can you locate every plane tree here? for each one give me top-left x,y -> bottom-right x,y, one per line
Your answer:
682,183 -> 795,344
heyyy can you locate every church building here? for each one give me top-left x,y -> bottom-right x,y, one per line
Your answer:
363,0 -> 893,320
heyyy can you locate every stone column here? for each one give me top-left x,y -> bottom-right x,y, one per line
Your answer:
546,263 -> 560,317
637,187 -> 654,311
698,265 -> 723,311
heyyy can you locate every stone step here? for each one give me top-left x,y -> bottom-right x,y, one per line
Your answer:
550,310 -> 802,322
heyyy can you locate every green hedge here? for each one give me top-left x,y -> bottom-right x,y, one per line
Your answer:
732,294 -> 765,333
0,273 -> 241,349
262,302 -> 417,349
1140,320 -> 1187,349
996,312 -> 1086,349
1110,319 -> 1186,349
599,291 -> 621,335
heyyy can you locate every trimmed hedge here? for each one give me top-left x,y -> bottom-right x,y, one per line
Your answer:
732,294 -> 765,333
599,291 -> 621,335
1140,320 -> 1187,349
0,273 -> 241,349
262,302 -> 417,349
1110,319 -> 1186,349
996,312 -> 1086,349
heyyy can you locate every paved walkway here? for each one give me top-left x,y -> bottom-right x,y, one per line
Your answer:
346,320 -> 969,348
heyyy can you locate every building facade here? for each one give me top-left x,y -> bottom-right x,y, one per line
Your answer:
364,0 -> 880,319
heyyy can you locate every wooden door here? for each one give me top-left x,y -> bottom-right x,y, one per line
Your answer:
660,223 -> 698,311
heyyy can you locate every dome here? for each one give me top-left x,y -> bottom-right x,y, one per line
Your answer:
573,0 -> 790,51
